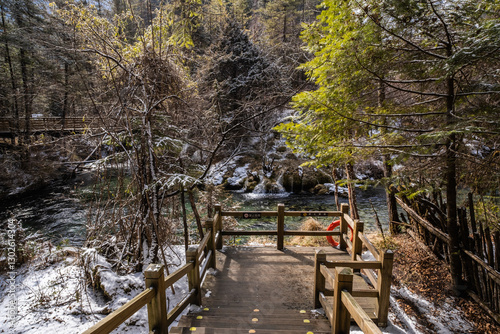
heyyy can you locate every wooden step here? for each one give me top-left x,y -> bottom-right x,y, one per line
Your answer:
191,307 -> 323,317
177,316 -> 331,331
170,326 -> 331,334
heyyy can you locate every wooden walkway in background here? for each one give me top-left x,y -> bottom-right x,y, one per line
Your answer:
171,246 -> 377,333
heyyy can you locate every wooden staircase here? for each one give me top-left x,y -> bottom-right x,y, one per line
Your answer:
171,307 -> 331,333
170,247 -> 336,334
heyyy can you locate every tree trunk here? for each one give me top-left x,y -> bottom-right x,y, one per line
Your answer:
384,155 -> 400,234
345,162 -> 359,220
445,73 -> 463,292
1,6 -> 20,143
331,166 -> 340,211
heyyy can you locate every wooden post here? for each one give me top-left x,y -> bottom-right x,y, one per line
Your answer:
314,250 -> 327,308
214,204 -> 223,250
277,204 -> 285,250
145,264 -> 168,334
376,250 -> 394,327
186,247 -> 202,306
352,220 -> 364,261
333,267 -> 353,334
352,220 -> 364,273
340,203 -> 349,251
205,219 -> 216,269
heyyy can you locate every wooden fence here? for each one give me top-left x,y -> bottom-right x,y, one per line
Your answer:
0,117 -> 95,134
313,212 -> 393,333
82,203 -> 392,333
397,195 -> 500,324
82,218 -> 219,334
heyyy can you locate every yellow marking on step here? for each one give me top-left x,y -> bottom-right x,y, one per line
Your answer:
300,310 -> 306,314
196,315 -> 203,320
303,319 -> 310,323
307,332 -> 314,334
252,318 -> 259,322
249,330 -> 256,334
189,328 -> 196,332
253,309 -> 259,312
203,307 -> 209,311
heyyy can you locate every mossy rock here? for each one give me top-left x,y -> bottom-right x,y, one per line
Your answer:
313,184 -> 329,195
283,171 -> 302,193
245,180 -> 258,192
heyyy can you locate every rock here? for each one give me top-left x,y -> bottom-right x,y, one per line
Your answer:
313,184 -> 328,195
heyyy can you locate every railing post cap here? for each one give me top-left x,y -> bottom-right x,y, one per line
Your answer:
144,264 -> 164,278
186,246 -> 198,254
383,249 -> 394,258
336,267 -> 353,281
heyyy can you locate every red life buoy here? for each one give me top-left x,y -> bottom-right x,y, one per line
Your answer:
326,220 -> 353,248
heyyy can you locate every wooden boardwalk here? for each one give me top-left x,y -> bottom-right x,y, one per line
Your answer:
171,246 -> 377,333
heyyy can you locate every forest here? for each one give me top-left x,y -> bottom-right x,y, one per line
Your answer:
0,0 -> 499,333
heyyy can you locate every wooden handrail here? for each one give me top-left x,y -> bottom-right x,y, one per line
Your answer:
82,287 -> 155,334
324,260 -> 382,270
359,231 -> 380,260
84,217 -> 219,334
341,291 -> 383,334
165,289 -> 196,327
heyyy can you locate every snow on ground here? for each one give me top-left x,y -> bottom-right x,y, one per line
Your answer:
0,246 -> 475,334
0,244 -> 190,334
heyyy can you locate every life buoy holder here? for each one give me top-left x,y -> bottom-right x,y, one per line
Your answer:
326,219 -> 353,248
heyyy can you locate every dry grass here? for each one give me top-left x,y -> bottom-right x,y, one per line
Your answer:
288,218 -> 331,247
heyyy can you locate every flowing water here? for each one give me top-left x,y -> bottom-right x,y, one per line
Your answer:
0,179 -> 89,246
230,187 -> 389,234
1,174 -> 389,247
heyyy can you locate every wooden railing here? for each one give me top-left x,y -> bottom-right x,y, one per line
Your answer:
82,203 -> 393,333
313,205 -> 394,332
0,117 -> 97,133
82,218 -> 220,334
216,203 -> 345,250
397,196 -> 500,324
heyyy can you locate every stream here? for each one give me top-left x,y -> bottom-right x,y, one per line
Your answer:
0,178 -> 389,247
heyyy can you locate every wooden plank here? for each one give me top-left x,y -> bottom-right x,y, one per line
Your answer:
199,250 -> 213,283
285,211 -> 342,217
463,250 -> 500,285
314,250 -> 327,308
344,214 -> 356,229
221,230 -> 277,236
333,268 -> 353,333
376,251 -> 394,326
197,229 -> 212,257
342,291 -> 382,334
319,292 -> 334,323
324,260 -> 382,270
359,231 -> 380,260
362,268 -> 378,288
285,230 -> 340,236
277,204 -> 285,250
340,204 -> 349,250
344,234 -> 353,249
164,262 -> 194,288
166,290 -> 196,327
351,289 -> 379,298
397,197 -> 450,243
320,264 -> 336,287
468,290 -> 500,325
82,288 -> 155,334
221,211 -> 278,217
145,264 -> 168,334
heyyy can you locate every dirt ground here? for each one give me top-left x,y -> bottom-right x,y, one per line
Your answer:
389,233 -> 500,334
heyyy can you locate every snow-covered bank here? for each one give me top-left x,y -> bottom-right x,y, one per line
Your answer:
0,245 -> 190,333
